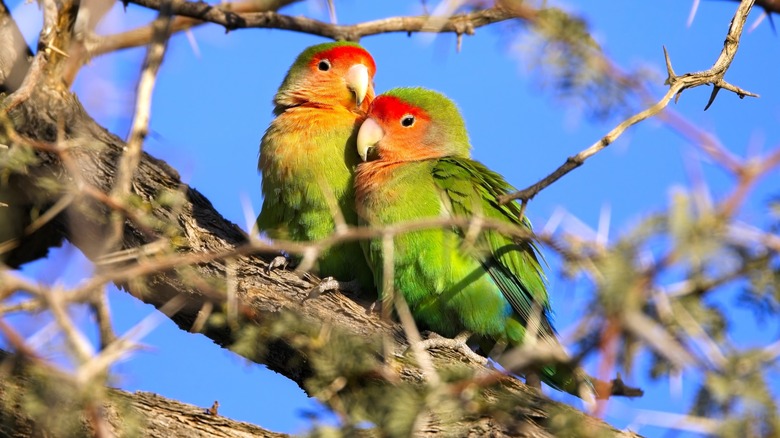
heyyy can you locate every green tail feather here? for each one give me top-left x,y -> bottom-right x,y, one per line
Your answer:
539,363 -> 594,398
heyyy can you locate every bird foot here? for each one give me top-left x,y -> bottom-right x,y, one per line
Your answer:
367,299 -> 382,315
414,331 -> 488,365
305,277 -> 362,301
265,255 -> 290,273
525,371 -> 542,390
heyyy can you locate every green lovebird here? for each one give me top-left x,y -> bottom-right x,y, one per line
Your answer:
354,87 -> 595,398
257,42 -> 376,291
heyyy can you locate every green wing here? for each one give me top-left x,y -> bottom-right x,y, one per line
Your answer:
432,157 -> 554,336
431,157 -> 595,396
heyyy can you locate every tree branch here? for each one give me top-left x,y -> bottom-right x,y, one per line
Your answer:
500,0 -> 758,204
0,350 -> 288,437
727,0 -> 780,15
85,0 -> 300,56
0,43 -> 638,438
126,0 -> 519,41
0,0 -> 31,93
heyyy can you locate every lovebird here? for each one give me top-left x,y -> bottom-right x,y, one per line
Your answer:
257,42 -> 376,291
354,87 -> 594,398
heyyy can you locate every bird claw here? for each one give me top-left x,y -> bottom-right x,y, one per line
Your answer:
266,255 -> 290,273
525,371 -> 542,390
413,331 -> 488,365
367,299 -> 382,315
305,277 -> 362,301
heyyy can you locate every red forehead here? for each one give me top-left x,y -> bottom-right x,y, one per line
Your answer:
368,95 -> 430,124
310,46 -> 377,75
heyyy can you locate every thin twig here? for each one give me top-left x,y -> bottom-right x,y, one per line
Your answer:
500,0 -> 757,204
90,289 -> 117,350
105,5 -> 173,254
42,285 -> 95,364
127,1 -> 519,41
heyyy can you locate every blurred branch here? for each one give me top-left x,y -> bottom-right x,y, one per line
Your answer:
500,0 -> 758,205
0,0 -> 32,92
1,0 -> 80,111
105,7 -> 172,254
1,0 -> 776,435
0,349 -> 289,437
0,55 -> 636,438
0,0 -> 58,112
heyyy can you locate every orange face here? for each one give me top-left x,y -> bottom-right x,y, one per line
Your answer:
358,95 -> 439,163
300,45 -> 377,111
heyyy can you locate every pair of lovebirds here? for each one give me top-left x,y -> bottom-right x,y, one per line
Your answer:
257,41 -> 598,400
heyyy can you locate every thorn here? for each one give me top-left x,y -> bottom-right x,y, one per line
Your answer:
518,200 -> 528,222
185,29 -> 201,58
47,43 -> 69,57
686,0 -> 700,27
748,11 -> 768,32
368,299 -> 381,315
704,85 -> 721,111
674,89 -> 684,104
326,0 -> 337,24
663,46 -> 676,85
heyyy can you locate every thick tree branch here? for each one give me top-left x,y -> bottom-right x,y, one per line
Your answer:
0,350 -> 288,437
0,0 -> 31,93
0,90 -> 640,435
0,34 -> 638,438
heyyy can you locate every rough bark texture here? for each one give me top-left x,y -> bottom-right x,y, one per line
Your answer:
0,2 -> 640,437
0,352 -> 287,437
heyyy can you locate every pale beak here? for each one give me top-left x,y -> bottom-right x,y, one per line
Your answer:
345,64 -> 369,107
357,117 -> 384,162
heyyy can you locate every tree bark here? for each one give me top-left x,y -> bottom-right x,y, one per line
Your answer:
0,351 -> 287,437
0,2 -> 639,436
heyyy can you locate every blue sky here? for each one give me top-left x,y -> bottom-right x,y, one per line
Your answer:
7,0 -> 780,436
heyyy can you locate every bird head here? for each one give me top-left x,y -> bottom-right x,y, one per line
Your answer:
357,87 -> 471,163
275,41 -> 376,112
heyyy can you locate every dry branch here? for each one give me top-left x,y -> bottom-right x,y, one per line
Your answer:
6,0 -> 772,435
0,350 -> 287,437
0,4 -> 640,435
0,3 -> 644,436
0,80 -> 640,437
500,0 -> 758,205
127,0 -> 519,41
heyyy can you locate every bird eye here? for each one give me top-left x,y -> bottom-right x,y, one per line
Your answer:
401,115 -> 415,127
318,60 -> 331,71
